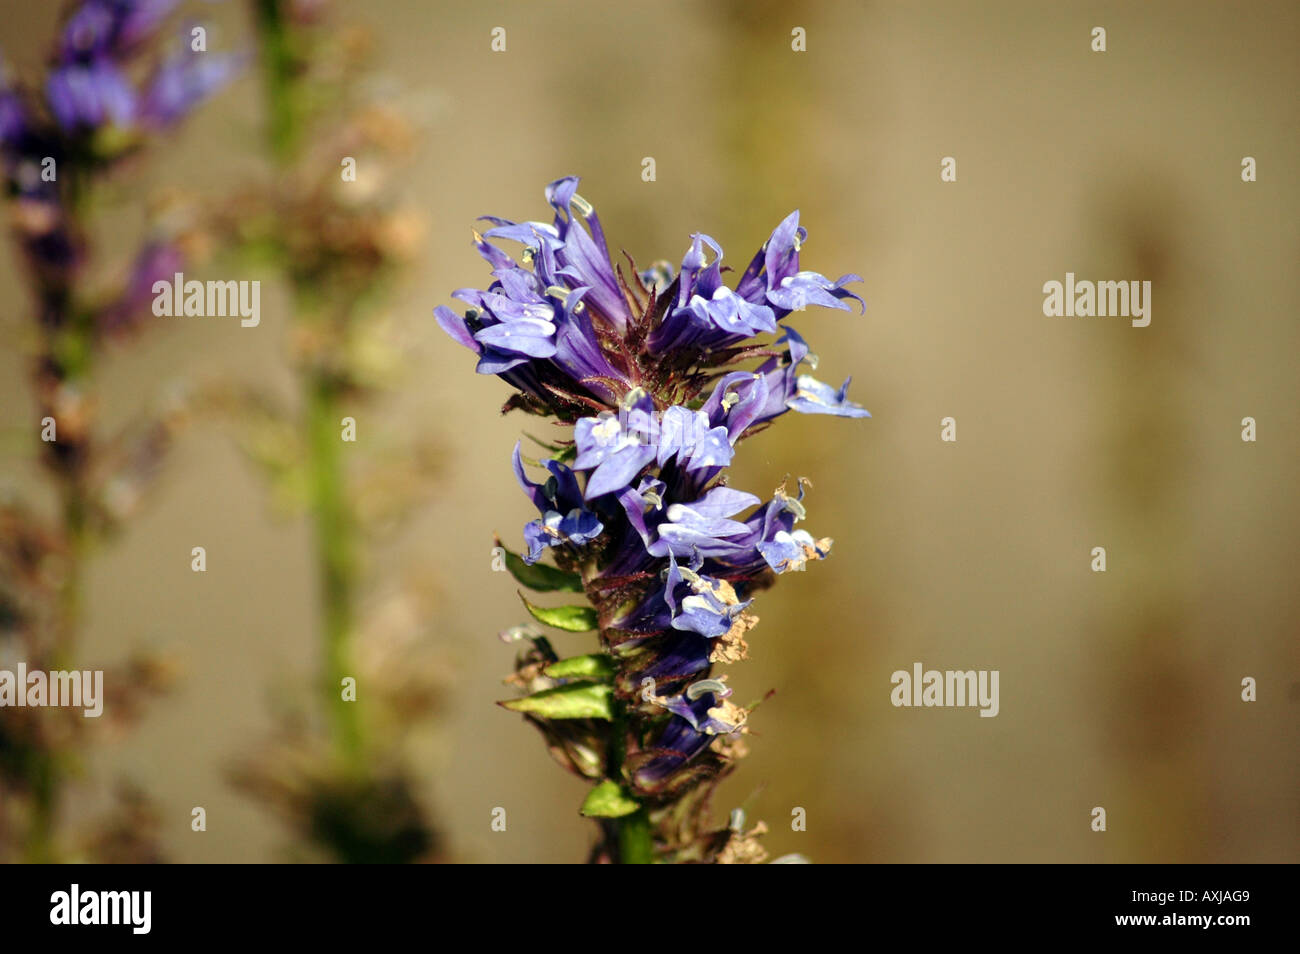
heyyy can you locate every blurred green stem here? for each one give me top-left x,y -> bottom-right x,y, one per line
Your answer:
22,174 -> 93,862
22,520 -> 80,863
306,370 -> 363,765
25,485 -> 89,861
254,0 -> 364,767
254,0 -> 299,162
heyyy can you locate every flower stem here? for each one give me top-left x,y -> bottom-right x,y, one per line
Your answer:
603,699 -> 652,863
581,562 -> 652,863
25,486 -> 89,861
253,0 -> 364,769
254,0 -> 300,163
306,370 -> 363,766
616,810 -> 653,864
23,193 -> 92,861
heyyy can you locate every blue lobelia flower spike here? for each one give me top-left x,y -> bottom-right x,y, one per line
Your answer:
439,176 -> 869,864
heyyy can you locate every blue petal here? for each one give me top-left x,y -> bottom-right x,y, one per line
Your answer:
473,317 -> 558,358
586,444 -> 655,499
434,305 -> 479,354
786,374 -> 871,418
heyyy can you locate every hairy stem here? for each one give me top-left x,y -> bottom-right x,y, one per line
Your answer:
603,670 -> 652,863
578,562 -> 652,863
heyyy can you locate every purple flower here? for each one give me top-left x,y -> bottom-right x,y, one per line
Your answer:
97,240 -> 184,334
436,177 -> 867,426
139,48 -> 242,127
645,486 -> 762,560
451,179 -> 872,859
662,556 -> 752,639
573,405 -> 657,499
633,680 -> 747,792
0,68 -> 32,146
571,391 -> 739,500
58,0 -> 180,61
649,210 -> 864,355
512,443 -> 604,564
743,327 -> 871,426
734,210 -> 865,314
1,3 -> 238,275
46,60 -> 136,130
19,2 -> 243,135
787,372 -> 871,418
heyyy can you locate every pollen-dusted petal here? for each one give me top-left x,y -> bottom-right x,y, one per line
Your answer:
716,821 -> 770,865
709,731 -> 750,761
758,528 -> 832,573
704,698 -> 748,735
710,611 -> 756,665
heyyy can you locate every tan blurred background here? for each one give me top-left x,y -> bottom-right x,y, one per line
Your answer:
1,0 -> 1297,862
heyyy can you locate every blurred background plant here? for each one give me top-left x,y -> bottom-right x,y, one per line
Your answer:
0,0 -> 239,861
212,0 -> 446,863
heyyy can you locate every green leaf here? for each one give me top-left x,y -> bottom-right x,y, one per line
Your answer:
495,538 -> 583,593
544,654 -> 615,680
500,682 -> 612,720
521,594 -> 597,632
581,780 -> 640,818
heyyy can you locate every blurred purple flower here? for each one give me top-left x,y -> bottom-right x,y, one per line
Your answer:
46,60 -> 137,130
5,1 -> 244,135
97,240 -> 184,334
139,46 -> 242,127
58,0 -> 181,61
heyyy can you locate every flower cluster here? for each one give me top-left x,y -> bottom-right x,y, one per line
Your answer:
0,1 -> 237,861
1,1 -> 240,308
0,1 -> 240,484
18,0 -> 240,136
438,176 -> 868,862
